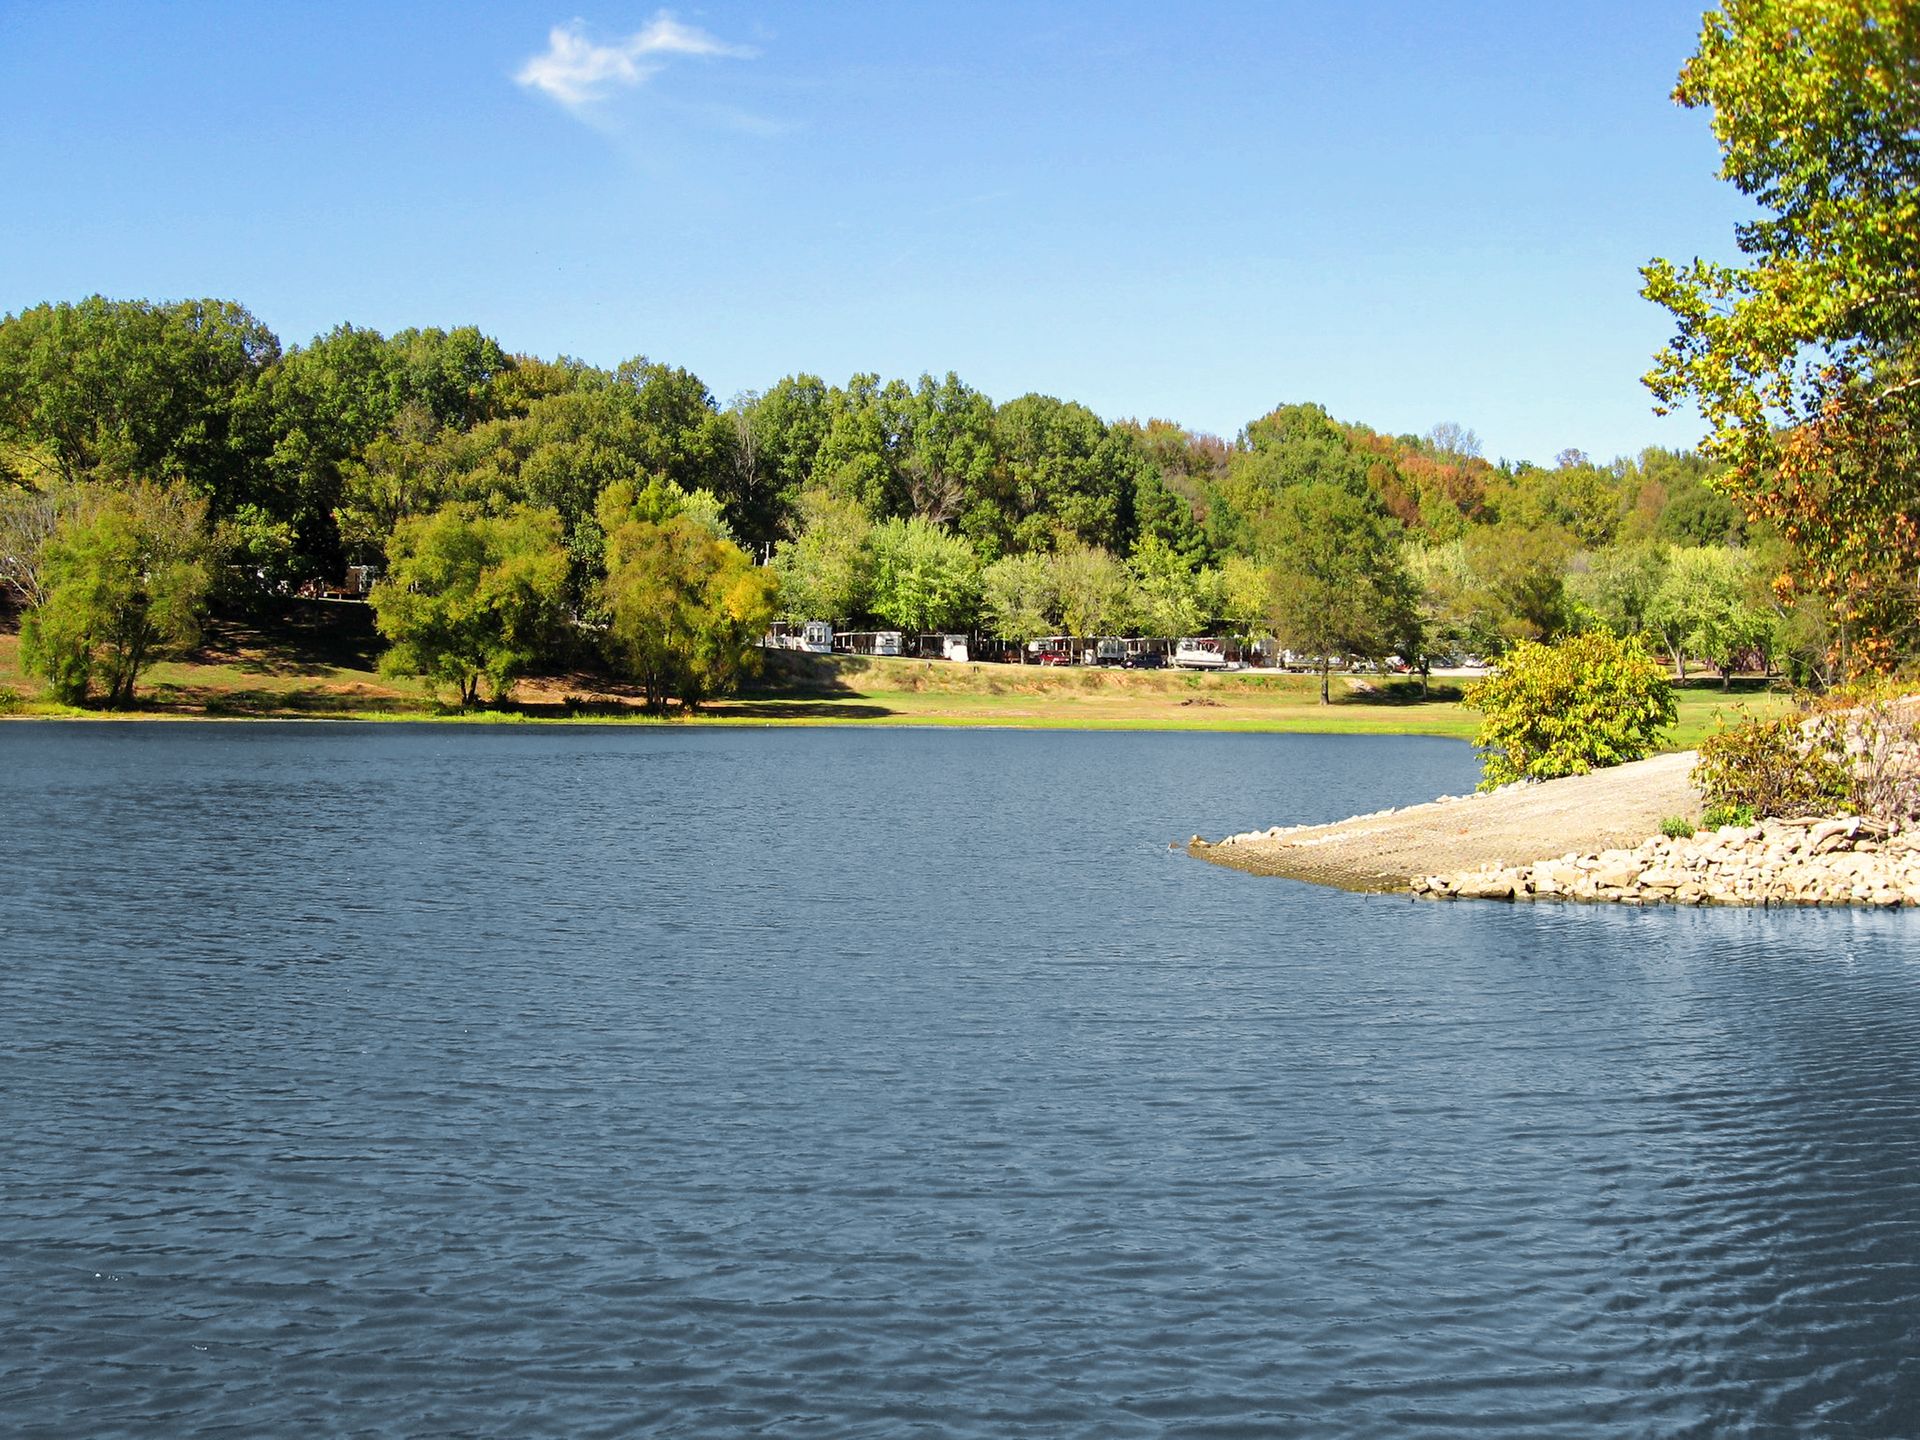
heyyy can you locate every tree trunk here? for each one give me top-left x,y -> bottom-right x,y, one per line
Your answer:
1319,660 -> 1331,705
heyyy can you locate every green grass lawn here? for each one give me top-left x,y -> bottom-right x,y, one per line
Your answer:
0,602 -> 1797,747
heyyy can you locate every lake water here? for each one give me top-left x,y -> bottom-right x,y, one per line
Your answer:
4,722 -> 1919,1438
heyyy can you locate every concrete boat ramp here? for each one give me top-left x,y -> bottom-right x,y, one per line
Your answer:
1190,751 -> 1702,892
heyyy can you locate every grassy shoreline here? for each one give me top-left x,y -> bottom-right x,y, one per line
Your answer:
0,601 -> 1792,746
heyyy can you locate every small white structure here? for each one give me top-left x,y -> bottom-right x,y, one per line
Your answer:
924,633 -> 969,662
834,631 -> 903,657
764,620 -> 835,653
1173,637 -> 1230,670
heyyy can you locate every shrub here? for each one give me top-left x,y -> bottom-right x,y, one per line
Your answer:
0,685 -> 20,714
20,481 -> 212,707
1701,800 -> 1756,829
1813,696 -> 1920,825
1463,632 -> 1677,789
1692,714 -> 1852,821
1660,815 -> 1696,839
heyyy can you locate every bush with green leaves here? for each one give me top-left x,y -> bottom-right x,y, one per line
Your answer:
1691,714 -> 1852,822
1463,632 -> 1677,789
19,481 -> 212,707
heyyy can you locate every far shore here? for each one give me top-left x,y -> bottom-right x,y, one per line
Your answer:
0,602 -> 1791,744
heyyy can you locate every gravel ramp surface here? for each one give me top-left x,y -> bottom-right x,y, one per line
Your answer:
1191,751 -> 1702,891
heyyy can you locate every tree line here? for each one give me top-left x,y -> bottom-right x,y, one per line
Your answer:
0,293 -> 1825,709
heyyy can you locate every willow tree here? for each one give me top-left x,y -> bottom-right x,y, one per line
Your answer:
20,481 -> 212,707
1642,0 -> 1920,672
370,502 -> 569,706
600,483 -> 778,713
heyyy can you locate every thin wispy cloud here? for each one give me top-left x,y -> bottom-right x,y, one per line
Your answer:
517,13 -> 756,111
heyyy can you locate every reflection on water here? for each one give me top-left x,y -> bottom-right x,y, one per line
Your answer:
3,723 -> 1917,1437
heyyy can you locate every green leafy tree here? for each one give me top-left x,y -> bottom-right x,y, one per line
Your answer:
1130,466 -> 1210,567
866,516 -> 979,633
1404,538 -> 1498,689
1264,483 -> 1418,703
1464,632 -> 1677,788
983,394 -> 1137,555
601,513 -> 779,713
898,372 -> 998,530
811,372 -> 913,520
388,326 -> 513,431
596,475 -> 733,541
1567,541 -> 1668,642
1642,0 -> 1920,671
370,503 -> 569,706
1216,554 -> 1277,652
771,486 -> 872,622
1464,521 -> 1573,643
1127,533 -> 1207,639
217,503 -> 300,595
1206,402 -> 1373,556
333,403 -> 459,563
739,373 -> 835,528
239,322 -> 401,574
1485,454 -> 1629,548
1051,544 -> 1130,640
0,296 -> 279,515
20,481 -> 213,707
612,356 -> 729,495
979,552 -> 1056,652
1647,544 -> 1776,686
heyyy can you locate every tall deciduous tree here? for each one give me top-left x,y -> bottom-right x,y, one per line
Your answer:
1050,544 -> 1130,641
771,487 -> 872,623
1648,544 -> 1776,686
979,553 -> 1056,652
0,297 -> 279,514
1127,534 -> 1207,640
1642,0 -> 1920,672
1265,484 -> 1418,703
866,517 -> 979,633
1567,542 -> 1669,643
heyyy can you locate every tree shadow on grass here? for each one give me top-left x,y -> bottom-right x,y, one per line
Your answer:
702,699 -> 896,721
180,685 -> 421,716
195,600 -> 382,677
739,649 -> 864,697
1337,679 -> 1464,705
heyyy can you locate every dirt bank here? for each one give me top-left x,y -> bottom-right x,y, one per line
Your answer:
1190,751 -> 1702,891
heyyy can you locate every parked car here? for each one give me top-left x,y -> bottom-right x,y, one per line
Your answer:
1123,651 -> 1165,670
1035,648 -> 1074,666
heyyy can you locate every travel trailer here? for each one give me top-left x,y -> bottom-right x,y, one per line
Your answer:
833,631 -> 903,657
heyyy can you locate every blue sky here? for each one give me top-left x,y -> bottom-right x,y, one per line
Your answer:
0,2 -> 1750,466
